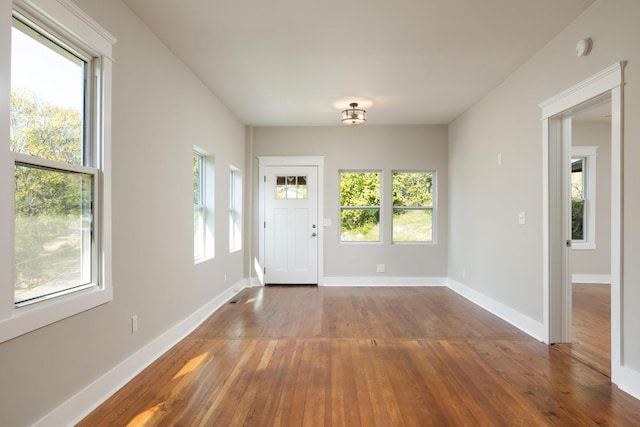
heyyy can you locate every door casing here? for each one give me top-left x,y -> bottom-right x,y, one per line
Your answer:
540,62 -> 625,383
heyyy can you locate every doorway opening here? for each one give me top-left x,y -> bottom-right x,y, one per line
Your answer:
554,100 -> 612,377
541,62 -> 624,384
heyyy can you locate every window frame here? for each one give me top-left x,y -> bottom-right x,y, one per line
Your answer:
193,147 -> 214,263
193,151 -> 206,261
339,170 -> 382,243
391,170 -> 436,244
0,0 -> 116,343
571,146 -> 597,250
229,166 -> 242,253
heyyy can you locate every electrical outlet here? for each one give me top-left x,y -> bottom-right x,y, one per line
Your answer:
518,211 -> 526,225
131,315 -> 138,333
376,264 -> 385,273
224,274 -> 227,285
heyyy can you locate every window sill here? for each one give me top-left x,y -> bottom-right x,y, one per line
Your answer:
0,285 -> 112,344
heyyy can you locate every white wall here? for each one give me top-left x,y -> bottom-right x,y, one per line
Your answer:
572,120 -> 611,278
250,125 -> 448,280
448,0 -> 640,370
0,0 -> 246,425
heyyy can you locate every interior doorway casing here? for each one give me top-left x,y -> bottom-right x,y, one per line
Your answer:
540,62 -> 625,383
257,156 -> 325,286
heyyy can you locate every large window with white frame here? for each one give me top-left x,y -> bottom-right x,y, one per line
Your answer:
340,171 -> 381,242
392,171 -> 435,243
1,0 -> 115,343
571,146 -> 597,249
229,166 -> 242,252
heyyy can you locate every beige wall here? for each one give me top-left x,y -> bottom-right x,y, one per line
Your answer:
572,120 -> 611,277
250,125 -> 449,279
0,0 -> 246,425
448,0 -> 640,369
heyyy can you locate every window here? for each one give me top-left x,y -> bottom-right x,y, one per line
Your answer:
1,0 -> 115,343
193,149 -> 214,262
340,171 -> 381,242
193,152 -> 206,260
571,147 -> 597,249
229,167 -> 242,252
392,171 -> 435,243
276,175 -> 307,199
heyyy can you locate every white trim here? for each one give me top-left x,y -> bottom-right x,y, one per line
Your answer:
540,62 -> 625,384
33,280 -> 248,427
617,367 -> 640,401
448,279 -> 545,341
539,62 -> 625,118
321,276 -> 447,287
572,274 -> 611,284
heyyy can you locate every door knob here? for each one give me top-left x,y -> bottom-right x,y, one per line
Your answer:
312,232 -> 317,237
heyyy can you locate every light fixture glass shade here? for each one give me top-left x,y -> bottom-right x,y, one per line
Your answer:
341,102 -> 366,126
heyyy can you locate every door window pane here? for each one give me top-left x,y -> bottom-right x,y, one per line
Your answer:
275,176 -> 308,199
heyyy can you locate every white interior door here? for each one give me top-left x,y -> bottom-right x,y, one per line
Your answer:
264,166 -> 318,284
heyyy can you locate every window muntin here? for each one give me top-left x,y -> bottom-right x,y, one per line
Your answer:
340,171 -> 381,242
229,167 -> 242,252
10,16 -> 98,305
392,171 -> 434,243
193,152 -> 205,260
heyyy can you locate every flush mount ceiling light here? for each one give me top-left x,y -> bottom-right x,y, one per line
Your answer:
341,102 -> 367,126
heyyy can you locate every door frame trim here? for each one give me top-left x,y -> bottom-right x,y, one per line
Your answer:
540,62 -> 625,383
257,156 -> 325,286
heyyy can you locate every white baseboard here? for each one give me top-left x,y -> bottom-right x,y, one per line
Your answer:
572,274 -> 611,284
447,279 -> 545,341
320,276 -> 448,287
34,281 -> 247,427
615,366 -> 640,401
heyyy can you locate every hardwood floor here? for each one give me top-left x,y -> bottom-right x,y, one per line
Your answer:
80,286 -> 640,426
555,284 -> 611,377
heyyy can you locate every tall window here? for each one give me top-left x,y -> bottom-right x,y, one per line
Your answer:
340,171 -> 381,242
571,147 -> 597,249
2,0 -> 114,343
193,152 -> 206,260
392,171 -> 435,243
229,167 -> 242,252
11,16 -> 95,305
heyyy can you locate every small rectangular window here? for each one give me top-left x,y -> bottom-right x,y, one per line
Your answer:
392,171 -> 434,243
571,157 -> 586,241
340,171 -> 381,242
276,175 -> 307,199
229,167 -> 242,252
571,146 -> 597,250
193,152 -> 206,260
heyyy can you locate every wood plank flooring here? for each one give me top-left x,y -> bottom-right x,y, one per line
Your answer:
79,286 -> 640,426
555,284 -> 611,377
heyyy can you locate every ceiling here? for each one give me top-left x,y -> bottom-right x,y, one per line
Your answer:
121,0 -> 594,127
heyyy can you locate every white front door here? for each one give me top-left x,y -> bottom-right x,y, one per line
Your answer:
263,166 -> 318,284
